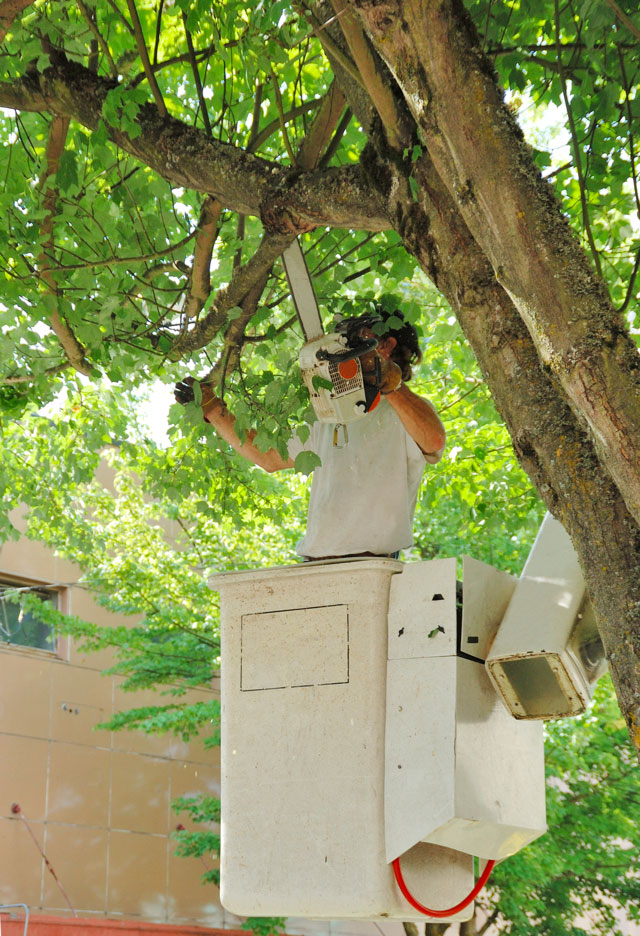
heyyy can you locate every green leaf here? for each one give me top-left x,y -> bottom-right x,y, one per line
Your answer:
312,375 -> 333,391
294,450 -> 321,474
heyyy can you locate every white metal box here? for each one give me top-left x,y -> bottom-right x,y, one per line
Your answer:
385,557 -> 546,862
213,559 -> 475,922
486,514 -> 608,719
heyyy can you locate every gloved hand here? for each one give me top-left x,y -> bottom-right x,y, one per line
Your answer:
174,377 -> 196,405
174,377 -> 216,413
360,351 -> 402,395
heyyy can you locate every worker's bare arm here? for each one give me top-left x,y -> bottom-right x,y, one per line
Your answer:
202,396 -> 294,473
385,384 -> 446,463
174,380 -> 293,473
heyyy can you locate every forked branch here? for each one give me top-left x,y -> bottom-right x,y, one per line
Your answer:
38,115 -> 91,376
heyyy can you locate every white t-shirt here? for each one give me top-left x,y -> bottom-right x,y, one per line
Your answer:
288,399 -> 429,558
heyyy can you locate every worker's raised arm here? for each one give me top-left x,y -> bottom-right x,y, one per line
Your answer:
386,384 -> 447,465
370,335 -> 446,463
385,383 -> 446,463
174,380 -> 294,473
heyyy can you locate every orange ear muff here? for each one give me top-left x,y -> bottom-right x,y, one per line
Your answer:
368,391 -> 381,412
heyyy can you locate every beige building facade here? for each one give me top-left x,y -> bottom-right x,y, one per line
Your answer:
0,525 -> 227,930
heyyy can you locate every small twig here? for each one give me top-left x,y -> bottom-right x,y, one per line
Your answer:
439,381 -> 483,412
76,0 -> 118,77
603,0 -> 640,41
319,106 -> 352,168
104,0 -> 134,34
554,0 -> 603,279
152,0 -> 163,64
3,362 -> 69,384
270,68 -> 298,165
125,0 -> 167,117
45,228 -> 196,271
616,246 -> 640,316
182,11 -> 212,136
616,43 -> 640,218
542,160 -> 572,180
247,98 -> 321,153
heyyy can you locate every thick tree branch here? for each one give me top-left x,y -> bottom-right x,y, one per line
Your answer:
299,1 -> 367,90
296,80 -> 347,169
0,58 -> 388,232
330,0 -> 413,151
332,14 -> 640,755
314,0 -> 640,749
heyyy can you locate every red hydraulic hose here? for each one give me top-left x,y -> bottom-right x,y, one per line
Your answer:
392,855 -> 496,919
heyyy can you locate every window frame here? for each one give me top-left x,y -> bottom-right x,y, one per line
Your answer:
0,573 -> 70,659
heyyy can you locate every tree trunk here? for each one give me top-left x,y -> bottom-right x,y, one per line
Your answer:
354,0 -> 640,531
363,137 -> 640,758
316,0 -> 640,755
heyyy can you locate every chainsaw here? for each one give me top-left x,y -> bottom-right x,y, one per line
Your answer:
282,239 -> 383,424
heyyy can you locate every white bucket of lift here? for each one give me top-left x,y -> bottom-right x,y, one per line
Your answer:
486,514 -> 608,720
385,557 -> 546,863
212,559 -> 474,923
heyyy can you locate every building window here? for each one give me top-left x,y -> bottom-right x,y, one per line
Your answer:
0,579 -> 59,653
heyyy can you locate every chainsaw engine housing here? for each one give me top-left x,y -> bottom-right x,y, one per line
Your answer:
299,333 -> 380,424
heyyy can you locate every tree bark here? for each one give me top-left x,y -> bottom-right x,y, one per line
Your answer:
353,0 -> 640,530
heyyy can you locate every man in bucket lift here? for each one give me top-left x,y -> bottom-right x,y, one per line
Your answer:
175,308 -> 446,560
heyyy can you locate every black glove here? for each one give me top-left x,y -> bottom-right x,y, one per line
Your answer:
174,378 -> 196,406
